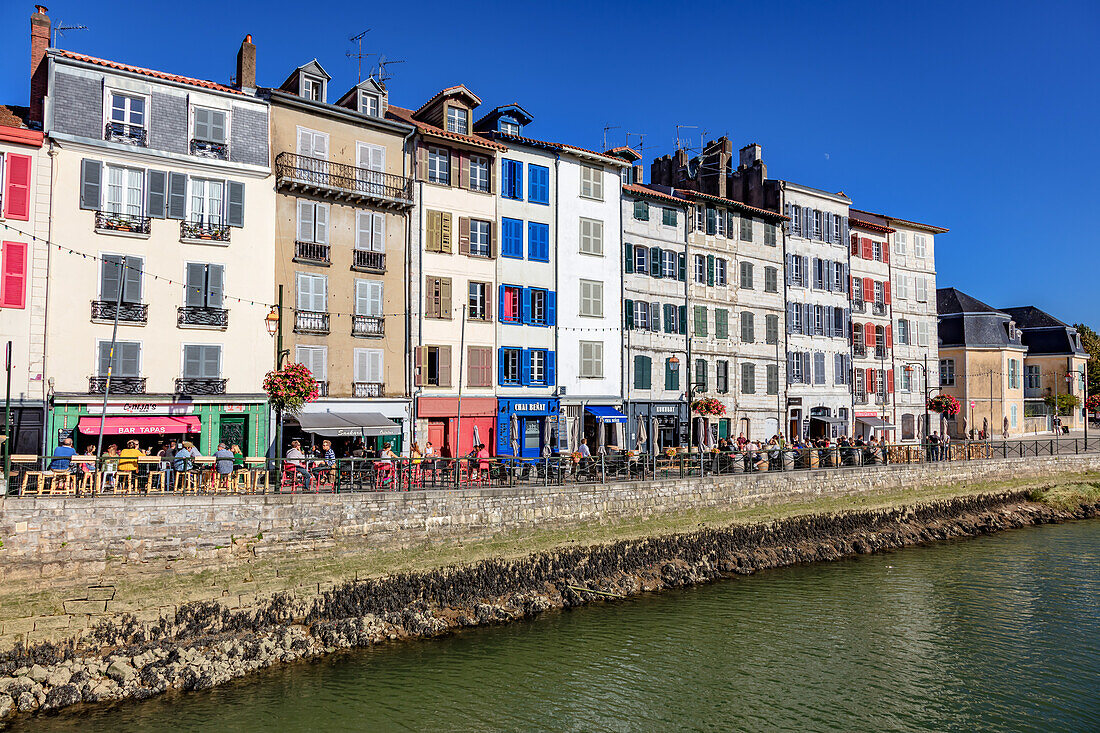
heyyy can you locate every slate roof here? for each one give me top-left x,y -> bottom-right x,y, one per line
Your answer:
54,49 -> 243,95
937,288 -> 1023,349
1001,306 -> 1087,356
937,287 -> 1004,315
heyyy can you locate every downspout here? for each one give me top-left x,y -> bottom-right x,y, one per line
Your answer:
553,153 -> 561,447
41,138 -> 57,458
886,228 -> 896,440
779,182 -> 791,439
683,199 -> 692,448
401,125 -> 416,448
414,142 -> 425,450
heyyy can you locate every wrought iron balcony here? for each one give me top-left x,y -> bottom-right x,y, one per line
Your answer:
89,376 -> 146,394
314,380 -> 329,397
175,377 -> 227,395
352,250 -> 386,273
180,219 -> 230,243
190,138 -> 228,161
873,303 -> 887,316
275,152 -> 413,208
177,306 -> 229,329
94,210 -> 151,235
852,343 -> 867,358
105,122 -> 147,147
295,310 -> 330,335
352,315 -> 384,337
294,241 -> 331,264
851,301 -> 866,314
91,300 -> 148,323
353,381 -> 384,398
854,391 -> 868,405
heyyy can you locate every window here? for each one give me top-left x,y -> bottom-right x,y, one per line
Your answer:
901,368 -> 912,392
740,261 -> 754,289
425,276 -> 451,319
764,266 -> 778,293
469,156 -> 490,192
789,352 -> 804,383
633,300 -> 650,330
914,234 -> 928,258
874,281 -> 885,305
895,231 -> 908,255
100,255 -> 143,303
740,362 -> 755,394
1026,365 -> 1041,389
715,309 -> 729,339
694,306 -> 708,337
108,92 -> 146,130
105,166 -> 144,217
580,165 -> 604,200
918,321 -> 929,347
501,285 -> 522,323
897,319 -> 910,345
353,349 -> 384,387
715,259 -> 728,287
833,216 -> 842,242
579,341 -> 603,378
530,288 -> 549,325
766,314 -> 779,345
301,75 -> 324,102
667,305 -> 683,334
419,345 -> 450,387
812,210 -> 823,240
813,258 -> 826,290
1008,359 -> 1019,389
741,311 -> 755,343
425,210 -> 452,253
468,281 -> 489,321
767,364 -> 779,395
579,218 -> 603,255
355,211 -> 386,253
790,256 -> 804,287
446,106 -> 468,135
189,178 -> 224,225
296,272 -> 327,313
789,303 -> 803,334
500,119 -> 520,135
297,200 -> 328,243
661,250 -> 677,278
834,354 -> 847,386
872,240 -> 882,261
694,359 -> 708,392
358,92 -> 380,117
528,222 -> 549,262
634,200 -> 649,221
500,348 -> 522,385
528,164 -> 549,204
502,159 -> 523,200
662,208 -> 678,227
813,305 -> 824,336
428,147 -> 450,185
352,279 -> 384,320
529,349 -> 550,386
693,207 -> 705,232
717,361 -> 730,394
631,245 -> 648,273
940,359 -> 955,386
694,254 -> 706,284
764,223 -> 776,246
790,205 -> 802,237
814,352 -> 826,385
634,355 -> 652,389
579,279 -> 603,317
182,344 -> 221,379
192,107 -> 227,144
184,263 -> 224,308
469,219 -> 492,258
467,346 -> 493,387
97,340 -> 141,378
740,216 -> 753,241
296,127 -> 328,159
714,208 -> 726,237
896,275 -> 909,300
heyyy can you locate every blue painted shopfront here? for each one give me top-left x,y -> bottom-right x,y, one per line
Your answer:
496,398 -> 561,458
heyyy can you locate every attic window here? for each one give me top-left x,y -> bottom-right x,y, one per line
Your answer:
301,75 -> 325,103
499,119 -> 520,135
359,92 -> 380,117
446,107 -> 468,135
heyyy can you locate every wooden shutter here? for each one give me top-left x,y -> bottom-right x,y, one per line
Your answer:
887,369 -> 894,393
440,212 -> 452,253
488,220 -> 496,258
0,241 -> 28,308
146,170 -> 166,218
458,216 -> 471,255
882,240 -> 890,263
650,301 -> 660,333
80,159 -> 102,211
414,346 -> 423,385
416,145 -> 428,181
122,258 -> 142,303
4,154 -> 31,220
865,322 -> 876,347
226,180 -> 245,227
440,278 -> 452,318
167,172 -> 188,219
438,346 -> 452,387
884,282 -> 891,305
426,210 -> 441,252
459,152 -> 470,190
185,263 -> 206,308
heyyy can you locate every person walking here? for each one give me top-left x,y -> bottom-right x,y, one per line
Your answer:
941,432 -> 951,460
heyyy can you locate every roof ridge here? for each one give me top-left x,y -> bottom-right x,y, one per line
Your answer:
55,49 -> 242,95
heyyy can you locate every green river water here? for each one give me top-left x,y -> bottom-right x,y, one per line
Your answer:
16,520 -> 1100,732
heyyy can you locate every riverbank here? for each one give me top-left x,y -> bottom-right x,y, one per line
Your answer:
1,475 -> 1097,726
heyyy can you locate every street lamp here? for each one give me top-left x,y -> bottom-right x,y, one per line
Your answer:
266,287 -> 290,463
904,357 -> 938,441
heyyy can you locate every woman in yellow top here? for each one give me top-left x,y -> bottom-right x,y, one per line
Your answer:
118,440 -> 143,488
410,442 -> 423,464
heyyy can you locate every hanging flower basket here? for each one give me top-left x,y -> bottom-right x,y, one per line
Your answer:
927,394 -> 961,417
264,362 -> 320,413
691,397 -> 726,416
1086,394 -> 1100,413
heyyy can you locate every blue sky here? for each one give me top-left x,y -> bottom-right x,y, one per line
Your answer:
2,0 -> 1097,324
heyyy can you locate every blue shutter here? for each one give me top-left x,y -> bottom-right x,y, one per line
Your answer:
497,348 -> 507,386
498,284 -> 506,322
547,291 -> 557,326
515,162 -> 523,200
521,287 -> 532,324
546,350 -> 556,386
521,348 -> 531,386
624,242 -> 634,273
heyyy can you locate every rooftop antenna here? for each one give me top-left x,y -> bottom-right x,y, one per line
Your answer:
346,29 -> 372,83
52,20 -> 88,46
375,54 -> 406,84
602,124 -> 620,152
675,125 -> 698,151
627,132 -> 648,160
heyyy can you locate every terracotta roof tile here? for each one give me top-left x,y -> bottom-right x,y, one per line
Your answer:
412,85 -> 482,117
492,132 -> 629,165
54,49 -> 243,95
675,188 -> 787,220
387,105 -> 506,151
622,183 -> 687,206
849,215 -> 895,234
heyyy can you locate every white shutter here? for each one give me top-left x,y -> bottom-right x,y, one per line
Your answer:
358,143 -> 385,172
368,350 -> 383,382
355,280 -> 369,315
372,213 -> 386,252
296,273 -> 313,311
312,132 -> 328,159
296,128 -> 310,156
316,276 -> 328,312
315,203 -> 329,244
368,281 -> 383,316
355,210 -> 371,250
297,200 -> 313,241
353,349 -> 369,382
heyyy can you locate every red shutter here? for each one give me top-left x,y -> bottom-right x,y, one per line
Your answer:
884,282 -> 891,305
850,233 -> 859,255
887,369 -> 895,393
850,275 -> 854,294
0,241 -> 28,308
865,322 -> 875,346
882,240 -> 890,263
886,325 -> 893,348
863,277 -> 874,299
866,368 -> 876,393
861,237 -> 873,260
4,154 -> 32,221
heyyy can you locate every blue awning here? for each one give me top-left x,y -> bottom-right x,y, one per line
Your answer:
585,405 -> 628,423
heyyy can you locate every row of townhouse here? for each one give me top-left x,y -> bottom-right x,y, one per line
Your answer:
2,7 -> 947,458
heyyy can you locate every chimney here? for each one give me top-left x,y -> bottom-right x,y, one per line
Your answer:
632,164 -> 643,185
739,143 -> 762,170
29,5 -> 50,128
235,34 -> 256,91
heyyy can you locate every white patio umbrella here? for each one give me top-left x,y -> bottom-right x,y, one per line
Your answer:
636,417 -> 647,450
510,413 -> 520,456
472,424 -> 481,452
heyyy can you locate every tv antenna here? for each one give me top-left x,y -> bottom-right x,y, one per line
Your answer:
52,20 -> 88,46
602,124 -> 620,152
627,132 -> 648,160
675,125 -> 698,151
346,29 -> 372,83
375,54 -> 405,84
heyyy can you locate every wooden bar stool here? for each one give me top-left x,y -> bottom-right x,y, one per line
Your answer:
116,472 -> 138,495
146,471 -> 166,493
232,469 -> 251,493
20,471 -> 46,496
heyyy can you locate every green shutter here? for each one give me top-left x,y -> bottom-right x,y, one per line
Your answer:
716,309 -> 728,339
678,305 -> 687,335
707,254 -> 715,286
625,299 -> 634,329
694,306 -> 707,337
624,243 -> 633,273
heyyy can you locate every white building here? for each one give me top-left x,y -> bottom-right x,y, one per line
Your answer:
848,210 -> 895,440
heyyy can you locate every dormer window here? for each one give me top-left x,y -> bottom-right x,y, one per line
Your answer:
301,75 -> 325,102
446,107 -> 469,135
359,92 -> 380,117
499,119 -> 520,136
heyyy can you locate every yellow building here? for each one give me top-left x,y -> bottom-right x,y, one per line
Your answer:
1001,307 -> 1089,432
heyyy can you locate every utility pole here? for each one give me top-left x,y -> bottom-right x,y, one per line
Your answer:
3,341 -> 11,486
455,304 -> 467,455
96,256 -> 127,459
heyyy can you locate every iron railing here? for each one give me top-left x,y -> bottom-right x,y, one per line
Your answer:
352,250 -> 386,272
853,344 -> 867,357
91,300 -> 148,323
275,152 -> 413,206
175,377 -> 227,395
295,241 -> 331,264
180,220 -> 230,243
95,210 -> 151,235
875,346 -> 887,359
295,311 -> 329,334
105,122 -> 147,146
851,301 -> 866,313
854,391 -> 868,405
352,315 -> 384,337
88,376 -> 146,394
315,380 -> 329,397
190,138 -> 228,160
177,306 -> 229,329
353,381 -> 384,398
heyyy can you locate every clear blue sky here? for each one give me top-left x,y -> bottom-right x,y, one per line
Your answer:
2,0 -> 1097,325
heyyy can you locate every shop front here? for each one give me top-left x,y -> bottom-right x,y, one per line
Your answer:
417,397 -> 496,458
4,404 -> 45,455
854,411 -> 895,441
496,398 -> 561,458
49,398 -> 270,456
627,401 -> 688,454
285,400 -> 408,455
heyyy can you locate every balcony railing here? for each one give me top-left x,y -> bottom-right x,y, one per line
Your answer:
95,210 -> 151,235
177,306 -> 229,329
105,122 -> 147,147
91,300 -> 148,323
89,376 -> 146,394
854,392 -> 868,405
295,241 -> 331,264
295,311 -> 330,335
180,219 -> 230,243
315,380 -> 329,397
175,377 -> 227,395
353,382 -> 384,398
352,315 -> 384,337
873,302 -> 887,316
275,152 -> 413,208
851,301 -> 866,314
190,138 -> 228,161
352,250 -> 386,273
852,344 -> 867,358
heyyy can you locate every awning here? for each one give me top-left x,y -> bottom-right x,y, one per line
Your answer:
77,416 -> 201,435
856,417 -> 895,429
585,405 -> 628,423
810,416 -> 848,425
296,411 -> 398,437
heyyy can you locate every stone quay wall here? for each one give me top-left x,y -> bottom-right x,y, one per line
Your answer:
3,453 -> 1099,581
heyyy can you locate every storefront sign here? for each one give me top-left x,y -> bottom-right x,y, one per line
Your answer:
57,428 -> 74,442
653,404 -> 680,414
85,402 -> 197,416
787,398 -> 803,406
854,411 -> 879,418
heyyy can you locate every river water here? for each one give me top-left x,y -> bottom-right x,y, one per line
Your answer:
18,521 -> 1100,732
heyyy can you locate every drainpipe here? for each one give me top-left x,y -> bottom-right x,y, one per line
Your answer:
683,198 -> 692,448
413,145 -> 425,449
402,125 -> 416,448
42,139 -> 57,458
553,153 -> 562,445
779,183 -> 790,440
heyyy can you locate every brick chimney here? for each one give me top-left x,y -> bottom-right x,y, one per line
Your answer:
235,34 -> 256,91
29,5 -> 50,128
739,143 -> 762,169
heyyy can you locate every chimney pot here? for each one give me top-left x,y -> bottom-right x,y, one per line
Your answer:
35,4 -> 47,13
739,143 -> 762,169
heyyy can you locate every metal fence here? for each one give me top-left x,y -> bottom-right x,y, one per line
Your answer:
5,437 -> 1100,498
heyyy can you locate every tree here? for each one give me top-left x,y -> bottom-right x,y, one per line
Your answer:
1073,323 -> 1100,395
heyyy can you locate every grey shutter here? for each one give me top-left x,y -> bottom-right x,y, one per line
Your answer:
202,345 -> 221,378
786,303 -> 794,334
804,208 -> 812,240
207,265 -> 224,308
147,170 -> 167,218
804,303 -> 812,335
80,159 -> 102,210
123,258 -> 143,303
801,256 -> 810,287
168,173 -> 188,219
786,254 -> 793,285
801,352 -> 811,384
119,343 -> 140,377
226,180 -> 245,227
841,216 -> 849,243
97,342 -> 112,376
787,352 -> 795,383
650,301 -> 660,332
101,255 -> 122,301
185,263 -> 206,307
183,345 -> 203,378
